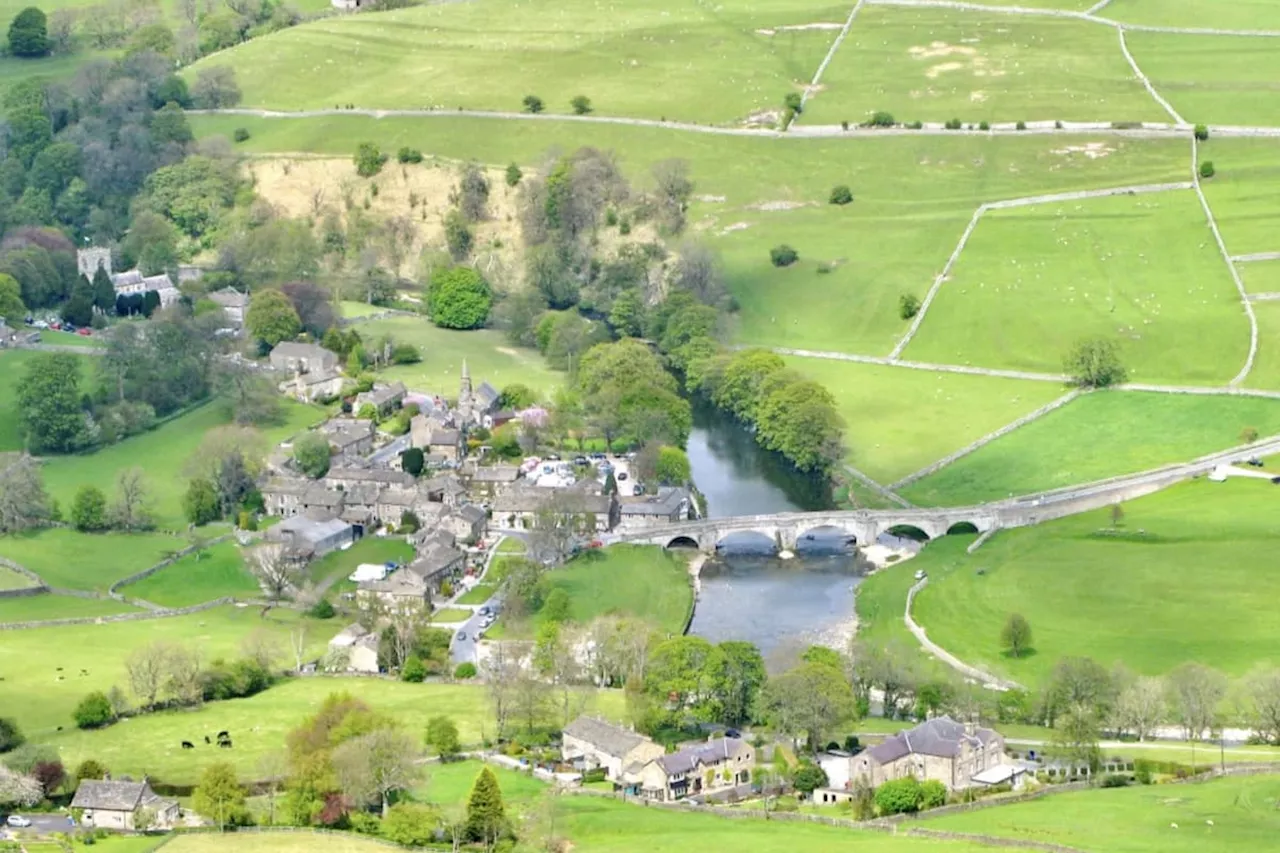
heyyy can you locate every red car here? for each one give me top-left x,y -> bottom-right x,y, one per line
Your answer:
76,328 -> 92,337
49,321 -> 61,330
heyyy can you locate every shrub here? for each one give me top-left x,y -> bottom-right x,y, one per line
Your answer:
428,265 -> 492,329
841,120 -> 849,131
919,779 -> 947,808
1100,773 -> 1130,788
522,94 -> 544,114
73,692 -> 115,729
349,812 -> 380,835
71,486 -> 108,532
308,598 -> 336,619
875,777 -> 922,815
907,120 -> 923,129
354,142 -> 387,178
1016,120 -> 1027,130
505,163 -> 522,187
397,147 -> 423,164
1194,123 -> 1209,141
454,662 -> 477,679
582,767 -> 607,783
978,120 -> 990,131
0,717 -> 23,753
770,245 -> 799,267
1199,160 -> 1216,179
1065,336 -> 1127,388
1054,120 -> 1064,129
400,655 -> 427,683
444,209 -> 473,261
783,92 -> 803,113
829,185 -> 854,206
232,127 -> 250,143
944,118 -> 963,130
899,293 -> 921,320
865,110 -> 895,127
570,95 -> 593,115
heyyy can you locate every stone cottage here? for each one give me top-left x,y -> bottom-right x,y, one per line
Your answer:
70,779 -> 179,830
850,716 -> 1006,791
561,716 -> 665,783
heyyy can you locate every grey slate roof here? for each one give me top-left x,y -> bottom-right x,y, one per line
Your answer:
564,716 -> 648,759
865,716 -> 995,764
71,780 -> 170,811
620,487 -> 689,517
457,504 -> 487,524
470,465 -> 521,483
656,737 -> 745,776
327,467 -> 415,487
476,381 -> 500,409
208,287 -> 248,308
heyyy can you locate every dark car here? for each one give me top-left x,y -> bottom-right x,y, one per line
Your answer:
590,452 -> 606,461
573,456 -> 589,466
725,728 -> 742,739
617,471 -> 628,481
456,631 -> 467,641
1247,457 -> 1265,467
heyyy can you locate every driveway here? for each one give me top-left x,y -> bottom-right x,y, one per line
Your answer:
4,813 -> 77,835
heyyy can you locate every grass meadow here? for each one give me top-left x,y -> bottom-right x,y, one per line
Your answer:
802,7 -> 1166,126
0,592 -> 139,622
1198,138 -> 1280,258
187,0 -> 841,122
1246,301 -> 1280,391
920,772 -> 1280,853
900,391 -> 1280,505
910,478 -> 1280,685
1241,260 -> 1280,295
160,835 -> 396,853
903,190 -> 1249,385
0,606 -> 326,736
51,678 -> 627,784
303,534 -> 414,593
782,356 -> 1065,483
0,527 -> 186,591
1107,0 -> 1280,30
347,314 -> 562,398
1127,31 -> 1280,127
0,565 -> 37,590
122,540 -> 261,607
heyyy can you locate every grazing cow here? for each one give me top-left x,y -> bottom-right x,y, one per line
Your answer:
216,730 -> 229,739
204,736 -> 211,744
55,667 -> 63,671
56,726 -> 63,732
219,739 -> 233,749
181,741 -> 195,749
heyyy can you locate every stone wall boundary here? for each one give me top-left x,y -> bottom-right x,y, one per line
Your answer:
0,597 -> 233,630
108,533 -> 237,601
0,556 -> 46,586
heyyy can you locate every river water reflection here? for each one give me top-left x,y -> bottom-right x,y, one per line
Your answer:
684,404 -> 866,659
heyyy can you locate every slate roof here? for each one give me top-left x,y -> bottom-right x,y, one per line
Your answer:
865,716 -> 997,764
470,465 -> 521,483
456,504 -> 487,524
564,717 -> 649,759
327,467 -> 415,487
207,287 -> 248,308
620,487 -> 689,517
476,381 -> 500,409
71,780 -> 172,811
656,737 -> 746,776
493,486 -> 613,515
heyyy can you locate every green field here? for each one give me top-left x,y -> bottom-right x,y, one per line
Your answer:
456,583 -> 497,605
905,190 -> 1249,384
123,540 -> 261,608
803,8 -> 1166,126
1108,0 -> 1280,30
0,349 -> 95,452
0,565 -> 36,590
1128,31 -> 1280,127
909,478 -> 1280,685
160,834 -> 396,853
52,678 -> 626,784
0,606 -> 326,736
0,592 -> 139,622
0,528 -> 186,591
431,607 -> 472,623
1198,138 -> 1280,259
348,315 -> 561,399
921,772 -> 1280,853
412,758 -> 548,806
187,0 -> 838,123
41,400 -> 325,529
1248,301 -> 1280,390
900,391 -> 1280,506
784,356 -> 1065,483
1241,261 -> 1280,295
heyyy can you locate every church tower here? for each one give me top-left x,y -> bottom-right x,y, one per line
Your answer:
457,359 -> 474,423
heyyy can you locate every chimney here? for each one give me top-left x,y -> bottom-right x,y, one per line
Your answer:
964,718 -> 977,737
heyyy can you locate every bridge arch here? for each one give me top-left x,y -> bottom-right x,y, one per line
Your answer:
946,521 -> 980,536
665,535 -> 701,550
884,523 -> 931,542
796,524 -> 858,549
715,530 -> 777,552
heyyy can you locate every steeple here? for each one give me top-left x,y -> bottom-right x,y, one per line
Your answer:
458,359 -> 474,419
461,359 -> 471,391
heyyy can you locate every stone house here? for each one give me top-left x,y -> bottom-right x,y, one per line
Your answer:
561,717 -> 665,783
438,504 -> 488,543
325,467 -> 415,490
374,487 -> 445,529
286,367 -> 346,402
358,531 -> 464,608
261,477 -> 308,517
70,779 -> 179,830
465,464 -> 522,498
421,474 -> 468,508
327,623 -> 380,673
850,716 -> 1006,792
632,737 -> 755,802
355,382 -> 407,416
207,287 -> 249,326
617,487 -> 692,531
321,418 -> 376,457
492,483 -> 618,532
410,415 -> 463,462
270,342 -> 338,374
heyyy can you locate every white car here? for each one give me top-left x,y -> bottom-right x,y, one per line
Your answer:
6,815 -> 32,828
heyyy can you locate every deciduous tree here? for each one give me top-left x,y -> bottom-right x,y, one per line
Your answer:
332,727 -> 420,817
249,543 -> 301,606
427,266 -> 491,330
1065,337 -> 1127,388
16,353 -> 89,453
761,659 -> 856,752
193,762 -> 248,829
70,485 -> 108,532
293,432 -> 332,479
1001,613 -> 1033,659
1167,662 -> 1227,741
8,7 -> 51,57
0,454 -> 50,534
424,716 -> 460,761
246,288 -> 302,347
109,467 -> 153,531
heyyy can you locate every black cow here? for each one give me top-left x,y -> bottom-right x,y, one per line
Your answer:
219,739 -> 233,749
204,736 -> 211,744
181,741 -> 195,749
216,730 -> 229,739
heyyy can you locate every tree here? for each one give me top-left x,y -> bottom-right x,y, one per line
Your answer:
31,759 -> 65,797
651,159 -> 694,234
498,383 -> 537,410
541,589 -> 572,624
1194,123 -> 1209,141
191,66 -> 241,108
899,293 -> 921,319
770,245 -> 798,267
456,162 -> 490,221
761,660 -> 856,752
522,94 -> 544,113
74,759 -> 108,783
0,766 -> 41,808
428,266 -> 491,330
332,727 -> 421,817
90,265 -> 115,313
1200,160 -> 1215,179
249,543 -> 301,606
8,7 -> 50,57
0,274 -> 26,324
281,280 -> 336,338
70,485 -> 108,532
73,691 -> 115,729
829,185 -> 854,205
1050,704 -> 1103,780
0,718 -> 23,753
184,477 -> 222,526
382,802 -> 441,846
1112,676 -> 1165,742
505,163 -> 523,187
464,766 -> 507,843
354,142 -> 387,178
1001,613 -> 1033,659
247,288 -> 302,347
791,762 -> 828,795
570,95 -> 593,115
1065,337 -> 1127,388
424,715 -> 460,761
706,641 -> 767,727
1242,665 -> 1280,745
293,432 -> 332,479
16,353 -> 88,454
0,454 -> 50,534
754,376 -> 844,472
400,447 -> 424,477
1167,662 -> 1227,741
109,468 -> 153,531
125,642 -> 169,709
1045,657 -> 1115,725
654,445 -> 691,486
193,762 -> 248,830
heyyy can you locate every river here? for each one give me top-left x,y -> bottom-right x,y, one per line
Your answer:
684,403 -> 871,662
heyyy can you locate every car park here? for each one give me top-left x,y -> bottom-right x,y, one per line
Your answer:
574,456 -> 589,466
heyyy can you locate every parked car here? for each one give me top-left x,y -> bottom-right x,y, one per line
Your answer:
1247,457 -> 1265,467
914,570 -> 927,580
49,321 -> 61,330
455,631 -> 467,641
617,472 -> 628,481
7,815 -> 32,828
76,328 -> 92,337
31,320 -> 48,329
573,456 -> 589,466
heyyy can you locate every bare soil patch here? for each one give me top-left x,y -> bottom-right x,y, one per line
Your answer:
1052,142 -> 1116,160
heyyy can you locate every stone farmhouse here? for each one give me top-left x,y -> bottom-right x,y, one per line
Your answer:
632,737 -> 754,802
562,717 -> 665,782
355,381 -> 407,416
207,286 -> 249,327
70,779 -> 179,830
849,716 -> 1007,791
492,481 -> 619,532
327,623 -> 380,673
463,464 -> 522,498
320,418 -> 377,458
617,486 -> 693,531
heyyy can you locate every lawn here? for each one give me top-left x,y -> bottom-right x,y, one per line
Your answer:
0,565 -> 36,590
1242,261 -> 1280,295
39,329 -> 107,347
1198,138 -> 1280,259
186,0 -> 838,123
899,391 -> 1280,505
497,537 -> 526,553
903,190 -> 1249,385
348,316 -> 561,399
303,535 -> 415,591
411,758 -> 547,806
920,772 -> 1280,853
783,356 -> 1066,484
909,477 -> 1280,685
0,606 -> 326,736
431,608 -> 472,623
41,399 -> 325,529
802,7 -> 1166,126
0,528 -> 186,592
1107,0 -> 1280,30
123,541 -> 262,608
159,834 -> 394,853
456,583 -> 496,605
0,592 -> 140,623
1247,302 -> 1280,390
1127,31 -> 1280,127
496,545 -> 693,639
0,349 -> 96,452
51,678 -> 626,784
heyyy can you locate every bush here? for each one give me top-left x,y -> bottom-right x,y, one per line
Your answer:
522,95 -> 544,114
979,120 -> 990,131
1100,773 -> 1130,788
349,812 -> 381,835
770,245 -> 799,267
428,265 -> 492,329
899,293 -> 921,320
444,210 -> 473,261
1016,120 -> 1027,130
1199,160 -> 1216,179
1194,123 -> 1209,141
582,767 -> 608,783
829,185 -> 854,205
401,655 -> 426,683
71,486 -> 108,532
944,118 -> 963,130
1054,120 -> 1064,129
570,95 -> 593,115
73,692 -> 115,729
454,662 -> 477,679
783,92 -> 803,114
919,779 -> 947,808
875,777 -> 922,815
0,717 -> 24,753
308,598 -> 336,619
907,120 -> 923,130
1064,336 -> 1127,388
397,147 -> 423,164
505,163 -> 522,187
354,142 -> 387,178
865,110 -> 895,127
